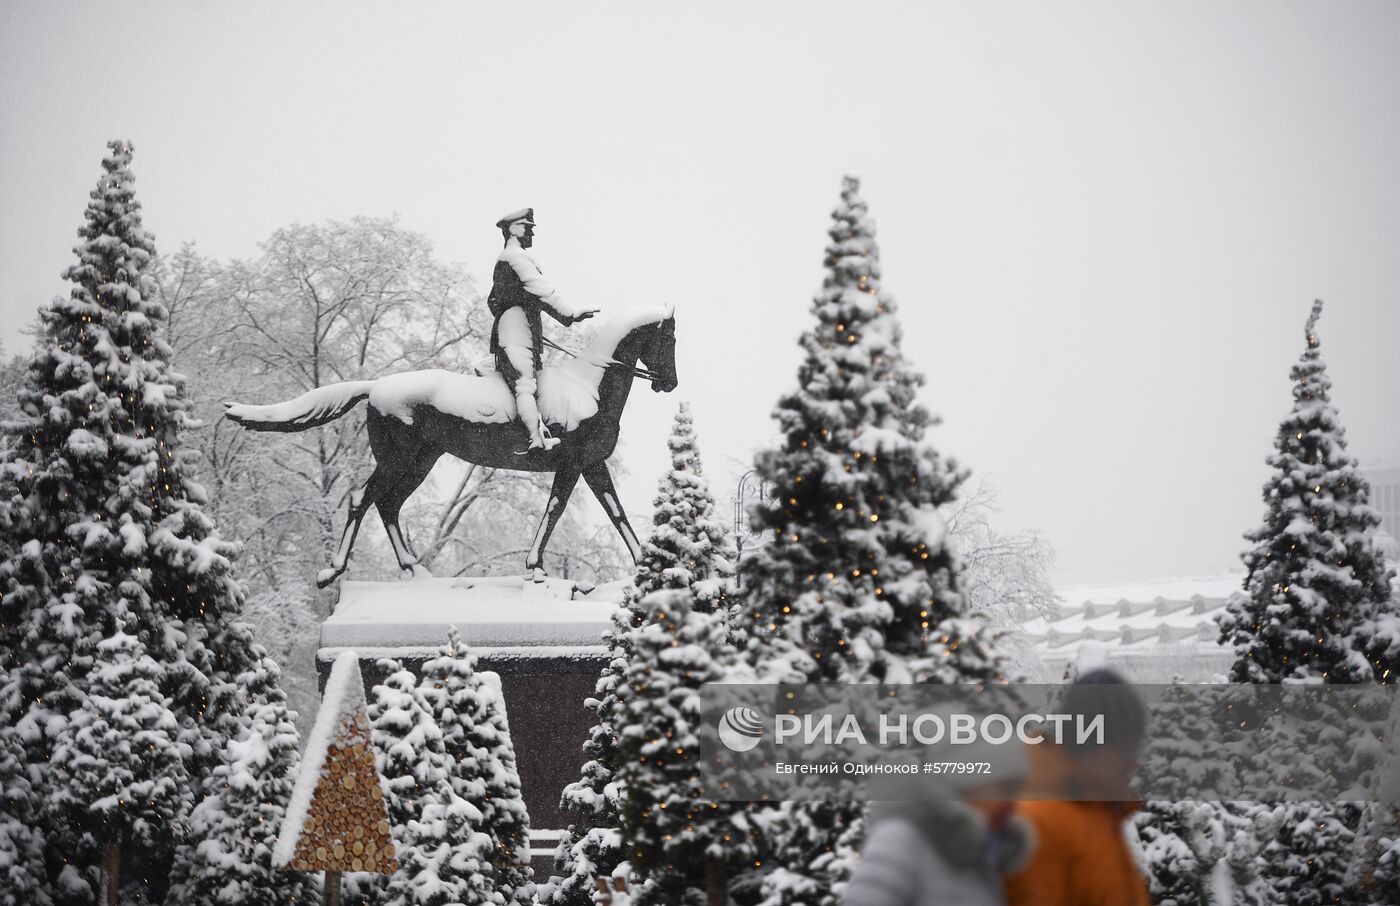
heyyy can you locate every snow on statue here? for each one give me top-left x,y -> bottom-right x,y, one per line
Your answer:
488,208 -> 600,452
224,208 -> 677,585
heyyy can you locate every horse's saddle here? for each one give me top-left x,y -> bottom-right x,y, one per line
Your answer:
368,362 -> 602,432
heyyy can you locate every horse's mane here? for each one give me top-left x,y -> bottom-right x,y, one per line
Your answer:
577,305 -> 673,365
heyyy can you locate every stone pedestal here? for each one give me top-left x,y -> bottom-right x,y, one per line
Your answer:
317,575 -> 625,877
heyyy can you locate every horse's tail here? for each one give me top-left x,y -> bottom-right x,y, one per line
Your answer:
224,380 -> 373,432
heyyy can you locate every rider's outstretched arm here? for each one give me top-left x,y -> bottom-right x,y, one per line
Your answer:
503,247 -> 581,323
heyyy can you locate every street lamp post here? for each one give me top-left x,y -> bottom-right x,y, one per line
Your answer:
732,468 -> 770,584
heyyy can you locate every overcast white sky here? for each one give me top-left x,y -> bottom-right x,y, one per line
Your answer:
3,1 -> 1398,584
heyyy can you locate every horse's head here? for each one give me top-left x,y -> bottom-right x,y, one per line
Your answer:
584,304 -> 678,394
641,308 -> 678,393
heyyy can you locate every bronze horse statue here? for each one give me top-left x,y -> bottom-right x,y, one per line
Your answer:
225,305 -> 677,586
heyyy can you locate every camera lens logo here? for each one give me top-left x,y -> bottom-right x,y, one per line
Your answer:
717,707 -> 766,753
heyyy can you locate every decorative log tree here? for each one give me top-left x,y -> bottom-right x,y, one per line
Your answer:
275,652 -> 397,904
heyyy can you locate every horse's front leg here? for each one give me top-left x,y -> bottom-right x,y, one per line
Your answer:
582,461 -> 642,565
526,467 -> 582,582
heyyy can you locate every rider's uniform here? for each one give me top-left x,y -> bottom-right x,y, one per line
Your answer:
487,240 -> 581,437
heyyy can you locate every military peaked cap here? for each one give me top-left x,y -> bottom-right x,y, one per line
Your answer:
496,208 -> 535,229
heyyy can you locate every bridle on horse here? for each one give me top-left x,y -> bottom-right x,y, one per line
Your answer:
541,328 -> 667,383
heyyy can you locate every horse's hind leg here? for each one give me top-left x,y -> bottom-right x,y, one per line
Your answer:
582,461 -> 643,565
376,448 -> 443,579
526,466 -> 582,582
318,460 -> 403,588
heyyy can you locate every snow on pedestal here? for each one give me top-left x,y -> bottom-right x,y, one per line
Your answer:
320,575 -> 625,655
275,651 -> 396,876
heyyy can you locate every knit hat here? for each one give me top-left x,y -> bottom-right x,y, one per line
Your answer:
1060,668 -> 1147,751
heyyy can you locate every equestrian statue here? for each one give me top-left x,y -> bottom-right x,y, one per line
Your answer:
225,208 -> 678,586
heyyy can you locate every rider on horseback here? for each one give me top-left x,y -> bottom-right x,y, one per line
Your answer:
488,208 -> 598,452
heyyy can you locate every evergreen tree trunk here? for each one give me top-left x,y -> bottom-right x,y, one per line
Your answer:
705,857 -> 728,906
102,842 -> 119,906
324,870 -> 342,906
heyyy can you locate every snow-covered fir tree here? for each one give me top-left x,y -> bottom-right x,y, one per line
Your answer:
617,588 -> 753,906
0,141 -> 163,892
360,662 -> 493,906
556,403 -> 750,906
1235,705 -> 1363,906
419,627 -> 533,905
1363,590 -> 1400,690
730,177 -> 1008,906
1254,801 -> 1357,906
1350,655 -> 1400,901
1136,801 -> 1269,906
1218,300 -> 1395,683
165,636 -> 312,906
550,619 -> 630,906
555,407 -> 734,905
731,176 -> 1004,685
622,403 -> 735,618
612,404 -> 753,905
1366,808 -> 1400,906
397,791 -> 498,906
467,676 -> 532,904
1350,735 -> 1400,906
360,662 -> 448,903
45,628 -> 188,902
1133,681 -> 1267,906
0,724 -> 52,906
1215,300 -> 1395,906
0,140 -> 302,903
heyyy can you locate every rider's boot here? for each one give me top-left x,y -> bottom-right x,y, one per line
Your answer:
526,418 -> 561,452
515,388 -> 561,453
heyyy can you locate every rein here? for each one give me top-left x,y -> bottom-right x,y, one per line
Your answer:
541,334 -> 661,383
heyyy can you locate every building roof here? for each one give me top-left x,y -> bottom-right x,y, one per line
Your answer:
1019,574 -> 1244,664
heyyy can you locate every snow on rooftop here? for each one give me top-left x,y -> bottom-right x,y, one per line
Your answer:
1014,574 -> 1245,679
1052,574 -> 1244,608
320,575 -> 628,650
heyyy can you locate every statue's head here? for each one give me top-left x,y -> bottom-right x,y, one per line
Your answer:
496,208 -> 536,248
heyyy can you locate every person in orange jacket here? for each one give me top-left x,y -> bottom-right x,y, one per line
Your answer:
1003,669 -> 1151,906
